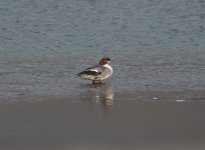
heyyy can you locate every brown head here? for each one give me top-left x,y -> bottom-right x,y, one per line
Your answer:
99,57 -> 111,65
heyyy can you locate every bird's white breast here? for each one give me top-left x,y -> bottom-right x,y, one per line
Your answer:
103,64 -> 113,74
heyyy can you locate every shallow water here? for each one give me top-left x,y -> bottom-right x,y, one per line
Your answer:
0,0 -> 205,102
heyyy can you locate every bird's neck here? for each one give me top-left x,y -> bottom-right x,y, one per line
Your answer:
103,64 -> 113,74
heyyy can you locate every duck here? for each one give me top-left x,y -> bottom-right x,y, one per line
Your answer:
78,57 -> 113,84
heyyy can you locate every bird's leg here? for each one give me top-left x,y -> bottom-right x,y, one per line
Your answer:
92,80 -> 95,84
99,80 -> 103,84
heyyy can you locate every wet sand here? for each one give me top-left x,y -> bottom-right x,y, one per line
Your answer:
0,99 -> 205,150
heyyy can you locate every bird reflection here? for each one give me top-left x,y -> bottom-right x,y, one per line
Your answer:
89,84 -> 114,108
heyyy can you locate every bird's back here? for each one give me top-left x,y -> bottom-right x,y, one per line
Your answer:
78,64 -> 112,81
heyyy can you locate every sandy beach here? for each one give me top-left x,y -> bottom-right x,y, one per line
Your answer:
1,98 -> 205,150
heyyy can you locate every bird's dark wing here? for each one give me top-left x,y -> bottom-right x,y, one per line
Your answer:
78,65 -> 103,76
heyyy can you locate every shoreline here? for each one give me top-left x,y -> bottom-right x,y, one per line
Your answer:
1,89 -> 205,103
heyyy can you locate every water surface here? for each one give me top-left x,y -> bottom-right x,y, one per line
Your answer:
0,0 -> 205,102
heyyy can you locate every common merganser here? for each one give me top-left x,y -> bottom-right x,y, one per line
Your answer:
78,57 -> 113,84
